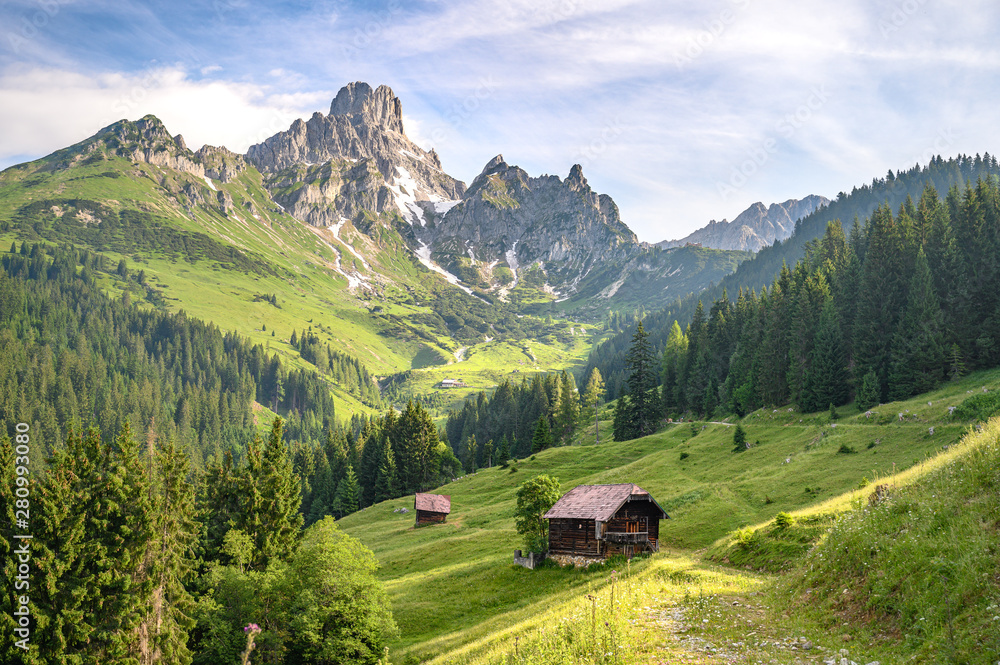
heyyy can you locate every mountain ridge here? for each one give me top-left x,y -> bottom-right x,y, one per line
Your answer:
657,195 -> 830,252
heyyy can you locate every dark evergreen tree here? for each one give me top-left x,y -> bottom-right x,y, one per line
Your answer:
888,249 -> 947,400
618,321 -> 659,439
531,415 -> 553,453
332,465 -> 360,517
732,423 -> 747,451
257,417 -> 304,566
497,435 -> 511,464
144,435 -> 199,665
373,438 -> 399,504
801,299 -> 850,412
856,370 -> 881,411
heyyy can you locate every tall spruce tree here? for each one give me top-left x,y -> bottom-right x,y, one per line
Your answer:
257,417 -> 303,566
332,465 -> 360,517
373,438 -> 399,504
621,321 -> 658,438
660,321 -> 687,414
801,299 -> 850,412
531,415 -> 553,453
143,435 -> 199,665
553,371 -> 579,443
888,249 -> 946,400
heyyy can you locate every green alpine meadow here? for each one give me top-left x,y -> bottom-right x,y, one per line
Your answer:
2,3 -> 1000,664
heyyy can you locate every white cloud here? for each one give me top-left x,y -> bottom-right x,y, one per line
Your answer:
2,0 -> 1000,242
0,64 -> 327,166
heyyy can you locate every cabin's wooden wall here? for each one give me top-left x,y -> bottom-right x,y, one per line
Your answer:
415,509 -> 447,526
548,518 -> 601,556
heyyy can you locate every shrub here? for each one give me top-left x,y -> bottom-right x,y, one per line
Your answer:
951,390 -> 1000,422
774,512 -> 795,529
838,443 -> 857,454
679,452 -> 689,461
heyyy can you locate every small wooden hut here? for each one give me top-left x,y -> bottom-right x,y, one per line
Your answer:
543,484 -> 668,558
414,493 -> 451,527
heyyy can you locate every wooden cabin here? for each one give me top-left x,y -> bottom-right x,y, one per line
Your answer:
543,484 -> 669,558
414,493 -> 451,526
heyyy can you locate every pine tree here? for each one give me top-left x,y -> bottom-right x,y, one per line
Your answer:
531,415 -> 552,453
554,371 -> 579,443
497,435 -> 511,465
660,321 -> 687,414
580,368 -> 605,444
732,424 -> 747,451
856,370 -> 881,411
854,204 -> 911,402
333,465 -> 360,516
464,434 -> 477,473
33,427 -> 92,660
201,450 -> 240,560
612,395 -> 630,442
621,321 -> 658,439
373,438 -> 399,504
144,435 -> 199,665
483,439 -> 495,468
801,299 -> 850,412
256,417 -> 304,567
888,248 -> 946,400
948,343 -> 966,381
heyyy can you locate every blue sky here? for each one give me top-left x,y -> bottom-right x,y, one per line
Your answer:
1,0 -> 997,241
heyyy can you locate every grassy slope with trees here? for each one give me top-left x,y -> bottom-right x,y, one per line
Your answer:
0,117 -> 598,419
338,368 -> 1000,664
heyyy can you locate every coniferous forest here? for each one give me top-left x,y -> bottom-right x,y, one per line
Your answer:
0,243 -> 465,663
3,148 -> 1000,664
584,154 -> 1000,400
610,177 -> 1000,436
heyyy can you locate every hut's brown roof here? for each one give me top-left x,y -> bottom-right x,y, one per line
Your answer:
414,493 -> 451,514
543,484 -> 668,521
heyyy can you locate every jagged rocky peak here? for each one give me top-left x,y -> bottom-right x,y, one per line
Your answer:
566,163 -> 587,191
195,145 -> 248,183
424,154 -> 638,297
329,81 -> 404,134
657,194 -> 830,252
245,81 -> 465,227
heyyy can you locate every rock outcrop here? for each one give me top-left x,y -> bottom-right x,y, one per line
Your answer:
658,195 -> 829,252
246,82 -> 465,228
423,156 -> 637,296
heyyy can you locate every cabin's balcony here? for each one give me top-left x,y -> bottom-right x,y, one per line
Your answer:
603,531 -> 649,544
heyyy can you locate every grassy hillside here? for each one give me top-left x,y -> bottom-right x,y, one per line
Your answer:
339,367 -> 1000,663
0,127 -> 598,419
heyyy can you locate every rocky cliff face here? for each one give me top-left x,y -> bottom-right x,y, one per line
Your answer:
658,195 -> 829,252
241,81 -> 751,308
246,82 -> 465,228
422,156 -> 638,297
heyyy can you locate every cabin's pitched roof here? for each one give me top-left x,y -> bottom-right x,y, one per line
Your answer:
414,493 -> 451,514
543,484 -> 668,521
